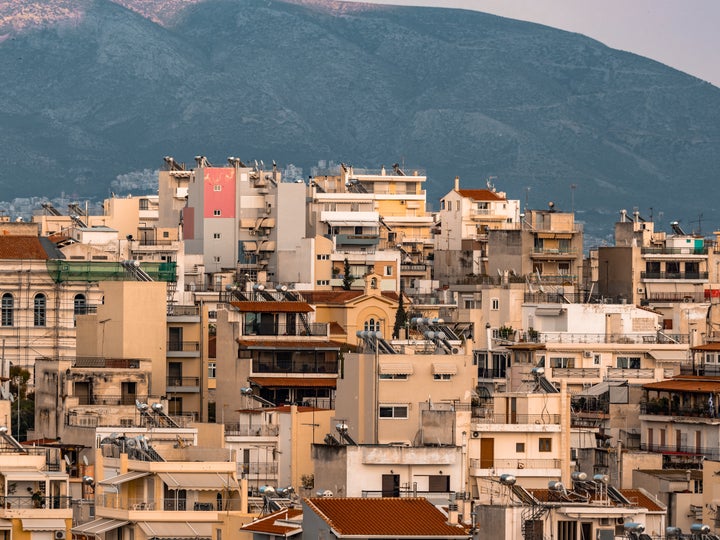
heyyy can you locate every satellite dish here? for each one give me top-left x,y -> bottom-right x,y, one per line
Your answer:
82,455 -> 89,467
0,426 -> 7,433
64,455 -> 73,467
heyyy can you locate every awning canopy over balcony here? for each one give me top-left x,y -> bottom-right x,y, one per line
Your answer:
138,522 -> 214,539
249,376 -> 336,388
72,518 -> 129,535
320,211 -> 379,226
647,350 -> 686,362
158,472 -> 238,490
99,471 -> 150,486
22,519 -> 68,531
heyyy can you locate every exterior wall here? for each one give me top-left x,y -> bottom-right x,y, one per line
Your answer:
76,281 -> 167,395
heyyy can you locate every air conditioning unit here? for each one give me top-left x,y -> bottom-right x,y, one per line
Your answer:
583,351 -> 593,358
55,531 -> 67,540
472,431 -> 480,438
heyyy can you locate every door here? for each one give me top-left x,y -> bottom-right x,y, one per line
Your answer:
381,474 -> 400,497
169,362 -> 182,386
121,381 -> 136,405
480,438 -> 494,469
168,327 -> 183,351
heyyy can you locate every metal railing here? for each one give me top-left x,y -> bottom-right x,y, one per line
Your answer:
167,305 -> 200,316
641,247 -> 708,255
537,332 -> 689,344
243,322 -> 328,337
76,394 -> 149,406
167,341 -> 200,352
71,357 -> 143,368
224,424 -> 279,437
97,495 -> 242,511
166,377 -> 200,388
640,402 -> 718,418
550,367 -> 601,379
0,495 -> 71,509
477,368 -> 506,379
606,368 -> 655,379
639,443 -> 720,460
472,413 -> 561,425
641,271 -> 708,280
469,458 -> 561,470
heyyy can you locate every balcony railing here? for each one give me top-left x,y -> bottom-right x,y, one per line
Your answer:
98,495 -> 243,512
550,367 -> 601,379
167,341 -> 200,352
531,248 -> 578,256
243,322 -> 328,337
641,247 -> 708,255
224,424 -> 279,437
537,332 -> 689,344
641,271 -> 708,280
472,413 -> 561,425
477,368 -> 506,379
0,495 -> 72,509
75,394 -> 148,406
469,458 -> 561,470
71,357 -> 142,368
167,305 -> 200,317
166,377 -> 200,388
606,368 -> 655,379
639,443 -> 720,460
640,402 -> 718,418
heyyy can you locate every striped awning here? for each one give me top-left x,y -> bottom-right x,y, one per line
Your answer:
22,519 -> 67,531
72,518 -> 129,535
158,472 -> 239,490
99,471 -> 150,486
432,363 -> 458,375
379,363 -> 414,375
137,522 -> 214,539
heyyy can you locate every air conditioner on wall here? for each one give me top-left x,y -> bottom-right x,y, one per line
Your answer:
583,351 -> 593,358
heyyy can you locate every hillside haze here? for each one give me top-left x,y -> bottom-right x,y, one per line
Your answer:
1,0 -> 719,238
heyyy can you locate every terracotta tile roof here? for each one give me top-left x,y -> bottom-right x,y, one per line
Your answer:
231,301 -> 314,313
620,489 -> 665,512
242,507 -> 303,535
0,236 -> 48,259
250,377 -> 337,389
304,497 -> 469,537
692,343 -> 720,351
237,339 -> 343,349
643,376 -> 720,393
455,189 -> 506,201
302,291 -> 399,305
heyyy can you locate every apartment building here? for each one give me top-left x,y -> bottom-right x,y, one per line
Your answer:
307,164 -> 434,292
434,178 -> 520,284
600,211 -> 720,307
0,430 -> 72,539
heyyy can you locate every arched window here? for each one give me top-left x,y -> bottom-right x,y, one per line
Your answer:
1,293 -> 13,326
74,294 -> 87,316
34,293 -> 46,327
364,318 -> 380,332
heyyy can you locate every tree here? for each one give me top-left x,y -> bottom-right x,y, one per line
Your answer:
342,258 -> 354,290
9,365 -> 34,441
392,288 -> 408,339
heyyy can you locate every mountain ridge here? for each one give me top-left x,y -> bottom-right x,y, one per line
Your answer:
1,0 -> 719,237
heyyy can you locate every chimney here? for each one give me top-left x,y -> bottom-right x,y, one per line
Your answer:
454,176 -> 460,190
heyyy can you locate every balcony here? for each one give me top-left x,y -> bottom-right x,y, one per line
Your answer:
334,233 -> 380,246
400,263 -> 428,274
639,443 -> 720,460
550,367 -> 600,379
640,401 -> 719,419
0,495 -> 72,510
166,377 -> 200,392
472,413 -> 561,425
477,368 -> 506,380
606,368 -> 655,379
641,247 -> 708,255
469,458 -> 561,471
531,248 -> 578,260
167,341 -> 200,357
98,495 -> 244,512
537,332 -> 689,345
641,271 -> 708,281
167,305 -> 200,317
76,394 -> 148,406
72,357 -> 142,369
224,424 -> 280,437
243,321 -> 328,337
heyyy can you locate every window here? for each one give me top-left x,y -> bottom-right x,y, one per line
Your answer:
433,373 -> 452,380
491,298 -> 499,310
214,184 -> 222,192
213,233 -> 221,239
550,357 -> 575,368
384,266 -> 393,276
354,226 -> 363,235
379,405 -> 408,419
440,200 -> 445,210
208,362 -> 216,379
557,520 -> 577,540
428,475 -> 450,492
316,280 -> 329,286
516,442 -> 525,453
34,293 -> 46,326
539,438 -> 552,452
593,354 -> 601,365
74,294 -> 87,317
213,209 -> 221,216
213,256 -> 221,263
1,293 -> 13,326
316,254 -> 329,260
163,231 -> 170,238
139,198 -> 149,210
364,318 -> 381,332
616,357 -> 641,369
379,373 -> 408,380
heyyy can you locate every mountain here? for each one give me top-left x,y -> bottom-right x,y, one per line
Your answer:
1,0 -> 719,239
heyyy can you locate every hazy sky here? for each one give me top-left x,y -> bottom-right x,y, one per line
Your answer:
342,0 -> 720,88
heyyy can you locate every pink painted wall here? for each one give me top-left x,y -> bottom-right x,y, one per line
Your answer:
203,168 -> 236,218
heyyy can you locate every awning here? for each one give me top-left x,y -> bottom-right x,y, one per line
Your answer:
648,350 -> 685,362
578,381 -> 625,397
158,472 -> 239,490
22,519 -> 67,531
432,363 -> 458,375
72,518 -> 129,535
4,471 -> 52,481
535,307 -> 564,316
250,376 -> 336,388
379,362 -> 414,375
320,211 -> 379,227
138,522 -> 214,538
99,471 -> 150,486
0,520 -> 12,530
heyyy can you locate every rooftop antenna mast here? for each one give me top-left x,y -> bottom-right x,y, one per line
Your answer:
690,213 -> 704,235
